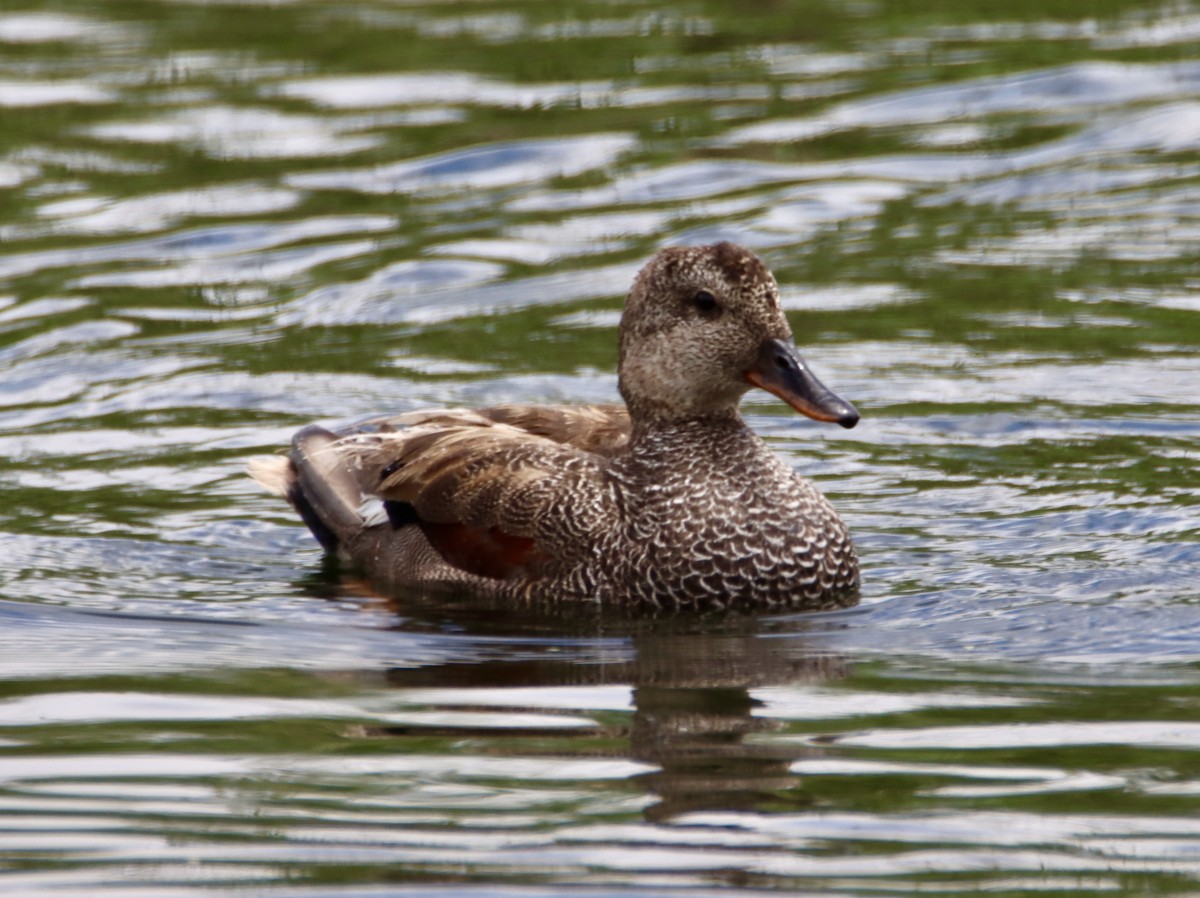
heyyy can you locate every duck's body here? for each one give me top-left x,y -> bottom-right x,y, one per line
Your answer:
251,243 -> 860,611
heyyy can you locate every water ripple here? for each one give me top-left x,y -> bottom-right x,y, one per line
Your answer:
289,133 -> 635,195
2,1 -> 1200,893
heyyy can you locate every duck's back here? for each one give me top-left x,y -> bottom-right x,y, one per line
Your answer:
253,405 -> 626,589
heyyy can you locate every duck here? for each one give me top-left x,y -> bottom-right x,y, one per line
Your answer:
250,242 -> 861,611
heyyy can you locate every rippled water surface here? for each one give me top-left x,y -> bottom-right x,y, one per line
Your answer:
2,0 -> 1200,894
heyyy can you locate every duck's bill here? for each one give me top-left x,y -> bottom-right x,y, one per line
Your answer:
744,338 -> 859,429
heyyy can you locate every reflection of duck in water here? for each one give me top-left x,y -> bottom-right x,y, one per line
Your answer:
252,242 -> 860,610
370,613 -> 851,823
625,628 -> 849,821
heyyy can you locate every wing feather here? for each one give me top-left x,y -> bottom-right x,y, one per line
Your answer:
362,403 -> 629,455
334,412 -> 614,579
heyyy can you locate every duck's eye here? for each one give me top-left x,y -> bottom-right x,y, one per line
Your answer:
690,290 -> 721,317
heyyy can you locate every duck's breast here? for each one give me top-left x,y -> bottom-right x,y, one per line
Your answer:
605,441 -> 856,608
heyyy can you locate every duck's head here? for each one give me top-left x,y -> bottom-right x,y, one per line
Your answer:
618,242 -> 858,428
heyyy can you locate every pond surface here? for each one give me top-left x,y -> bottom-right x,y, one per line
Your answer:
2,0 -> 1200,894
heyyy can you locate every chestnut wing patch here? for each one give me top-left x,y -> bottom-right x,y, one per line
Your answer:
419,522 -> 545,580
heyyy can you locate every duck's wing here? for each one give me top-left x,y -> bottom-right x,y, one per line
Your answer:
336,417 -> 614,581
362,403 -> 630,456
250,405 -> 624,584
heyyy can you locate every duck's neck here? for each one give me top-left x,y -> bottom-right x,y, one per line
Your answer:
627,408 -> 755,458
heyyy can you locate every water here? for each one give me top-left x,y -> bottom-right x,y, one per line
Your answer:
1,0 -> 1199,894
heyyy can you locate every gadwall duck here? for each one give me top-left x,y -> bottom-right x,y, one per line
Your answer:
251,242 -> 860,610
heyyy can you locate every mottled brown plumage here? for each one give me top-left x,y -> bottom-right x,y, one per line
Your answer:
250,242 -> 861,610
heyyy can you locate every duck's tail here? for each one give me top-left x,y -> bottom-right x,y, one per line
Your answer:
246,456 -> 293,499
248,425 -> 368,554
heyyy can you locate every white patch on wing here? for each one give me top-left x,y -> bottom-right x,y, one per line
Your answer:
359,498 -> 390,528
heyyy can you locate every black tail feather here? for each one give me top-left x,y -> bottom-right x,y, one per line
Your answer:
288,425 -> 370,554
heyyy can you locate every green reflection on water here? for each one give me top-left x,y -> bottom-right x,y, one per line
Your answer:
2,0 -> 1200,893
